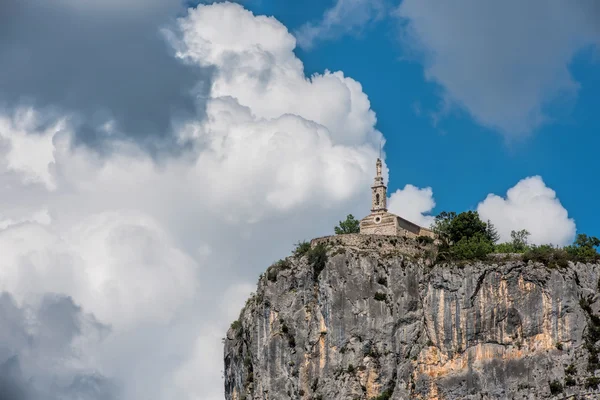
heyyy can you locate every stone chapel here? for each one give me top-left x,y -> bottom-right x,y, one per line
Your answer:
359,158 -> 435,238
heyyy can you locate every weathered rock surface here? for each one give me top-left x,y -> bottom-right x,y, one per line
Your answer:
224,235 -> 600,399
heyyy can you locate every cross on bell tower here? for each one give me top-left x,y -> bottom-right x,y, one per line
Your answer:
371,158 -> 387,212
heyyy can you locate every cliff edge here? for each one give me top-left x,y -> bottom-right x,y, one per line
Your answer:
224,234 -> 600,399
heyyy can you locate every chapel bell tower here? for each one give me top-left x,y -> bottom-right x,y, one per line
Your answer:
371,158 -> 387,212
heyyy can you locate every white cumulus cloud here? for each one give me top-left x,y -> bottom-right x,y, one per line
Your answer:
175,3 -> 382,147
0,211 -> 199,331
477,176 -> 576,245
388,184 -> 436,228
396,0 -> 600,135
0,2 -> 386,399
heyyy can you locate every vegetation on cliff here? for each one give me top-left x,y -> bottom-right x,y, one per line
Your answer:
431,210 -> 600,264
334,214 -> 361,235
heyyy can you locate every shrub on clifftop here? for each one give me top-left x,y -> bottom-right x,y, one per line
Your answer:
294,241 -> 311,257
449,233 -> 495,260
565,234 -> 600,262
432,211 -> 498,244
497,233 -> 600,266
523,245 -> 569,268
432,211 -> 496,260
292,240 -> 329,277
334,214 -> 360,234
494,229 -> 531,253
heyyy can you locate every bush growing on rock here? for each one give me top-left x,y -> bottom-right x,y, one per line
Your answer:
294,240 -> 311,257
523,245 -> 569,268
586,376 -> 600,389
308,243 -> 328,278
374,292 -> 387,302
549,380 -> 563,395
495,230 -> 531,253
334,214 -> 360,235
449,233 -> 495,260
266,259 -> 290,282
371,388 -> 394,400
230,320 -> 243,338
565,234 -> 600,262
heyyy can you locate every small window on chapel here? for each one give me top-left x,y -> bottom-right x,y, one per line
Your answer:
375,193 -> 380,205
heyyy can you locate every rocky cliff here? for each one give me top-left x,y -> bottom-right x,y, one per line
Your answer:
224,234 -> 600,399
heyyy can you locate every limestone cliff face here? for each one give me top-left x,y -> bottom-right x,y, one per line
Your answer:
224,235 -> 600,399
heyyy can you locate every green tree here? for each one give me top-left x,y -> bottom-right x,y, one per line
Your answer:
574,233 -> 600,248
335,214 -> 360,234
494,229 -> 530,253
510,229 -> 530,252
486,220 -> 500,244
449,232 -> 495,260
430,211 -> 457,246
565,233 -> 600,262
432,211 -> 495,260
447,211 -> 488,244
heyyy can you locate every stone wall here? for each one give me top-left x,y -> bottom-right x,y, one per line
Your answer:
418,226 -> 435,239
310,233 -> 435,258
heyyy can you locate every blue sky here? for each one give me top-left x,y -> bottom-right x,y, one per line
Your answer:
246,0 -> 600,239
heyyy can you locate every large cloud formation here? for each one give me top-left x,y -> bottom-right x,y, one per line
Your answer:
0,2 -> 383,399
396,0 -> 600,135
478,176 -> 576,246
0,0 -> 210,152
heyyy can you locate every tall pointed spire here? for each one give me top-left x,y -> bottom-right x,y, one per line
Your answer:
371,158 -> 387,212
